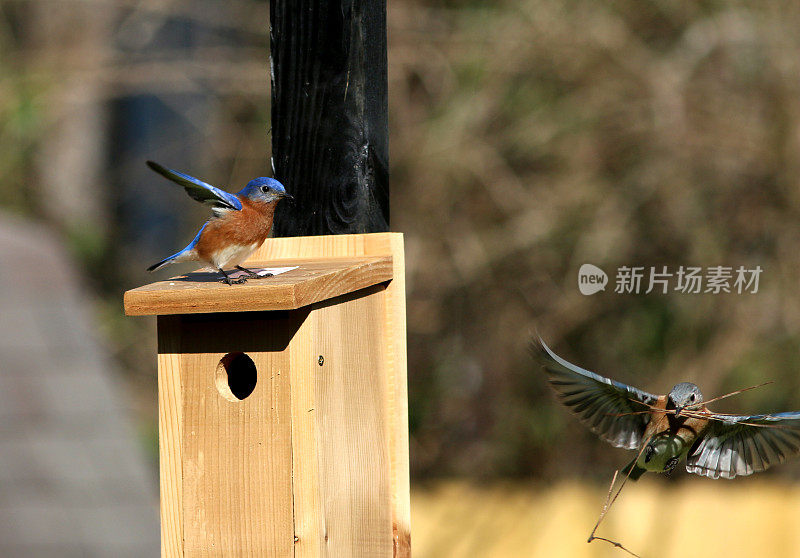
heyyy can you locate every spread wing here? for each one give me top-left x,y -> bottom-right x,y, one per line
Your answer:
686,412 -> 800,479
533,337 -> 659,450
146,161 -> 242,212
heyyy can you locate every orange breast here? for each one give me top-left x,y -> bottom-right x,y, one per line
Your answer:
642,395 -> 709,445
195,199 -> 277,263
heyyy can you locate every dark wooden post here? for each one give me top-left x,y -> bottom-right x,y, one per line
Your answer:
270,0 -> 389,236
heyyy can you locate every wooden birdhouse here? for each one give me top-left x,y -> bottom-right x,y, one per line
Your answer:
124,233 -> 411,557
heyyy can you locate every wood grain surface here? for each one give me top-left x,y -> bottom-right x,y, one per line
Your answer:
124,256 -> 392,315
157,316 -> 184,558
148,233 -> 410,556
252,233 -> 411,554
269,1 -> 389,235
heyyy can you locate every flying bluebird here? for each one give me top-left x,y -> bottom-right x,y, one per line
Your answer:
534,337 -> 800,480
145,161 -> 292,285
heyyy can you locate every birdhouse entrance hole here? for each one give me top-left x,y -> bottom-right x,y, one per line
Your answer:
215,352 -> 257,401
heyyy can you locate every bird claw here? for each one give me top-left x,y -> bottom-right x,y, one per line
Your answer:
235,266 -> 273,280
218,268 -> 276,285
664,456 -> 679,474
218,273 -> 247,285
644,444 -> 655,463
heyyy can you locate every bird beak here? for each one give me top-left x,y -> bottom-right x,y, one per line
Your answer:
282,192 -> 294,202
674,406 -> 684,418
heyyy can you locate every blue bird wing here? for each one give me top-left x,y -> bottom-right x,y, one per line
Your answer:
686,411 -> 800,479
533,336 -> 660,450
147,161 -> 242,212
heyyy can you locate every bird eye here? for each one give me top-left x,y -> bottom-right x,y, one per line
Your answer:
690,394 -> 695,402
261,185 -> 269,193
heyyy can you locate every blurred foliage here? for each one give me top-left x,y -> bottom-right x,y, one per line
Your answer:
2,0 -> 800,482
0,55 -> 47,214
389,0 -> 800,480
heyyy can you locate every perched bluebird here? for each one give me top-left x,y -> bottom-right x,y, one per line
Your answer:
534,337 -> 800,480
145,161 -> 292,285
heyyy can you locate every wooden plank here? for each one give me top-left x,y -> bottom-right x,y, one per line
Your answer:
252,233 -> 411,556
380,235 -> 412,557
177,312 -> 297,556
124,256 -> 392,316
311,285 -> 393,556
288,311 -> 323,558
157,316 -> 184,558
247,232 -> 395,262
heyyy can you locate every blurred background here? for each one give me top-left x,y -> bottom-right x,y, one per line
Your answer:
2,0 -> 800,556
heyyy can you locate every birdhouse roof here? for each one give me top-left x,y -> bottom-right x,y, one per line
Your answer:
123,256 -> 393,315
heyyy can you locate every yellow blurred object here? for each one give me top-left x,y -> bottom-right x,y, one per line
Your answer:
411,480 -> 800,558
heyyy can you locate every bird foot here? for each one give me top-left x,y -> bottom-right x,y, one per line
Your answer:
218,270 -> 247,285
644,444 -> 655,463
235,266 -> 274,279
219,276 -> 247,285
664,456 -> 679,474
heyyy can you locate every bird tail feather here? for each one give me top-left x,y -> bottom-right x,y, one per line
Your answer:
621,458 -> 646,481
147,256 -> 174,272
147,226 -> 205,272
147,246 -> 196,272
